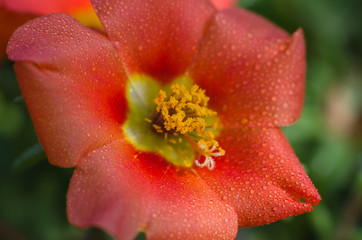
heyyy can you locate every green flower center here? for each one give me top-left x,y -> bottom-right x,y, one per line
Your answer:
122,74 -> 224,169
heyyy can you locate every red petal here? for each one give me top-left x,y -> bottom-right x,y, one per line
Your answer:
211,0 -> 235,9
67,138 -> 238,240
91,0 -> 216,82
7,14 -> 127,167
3,0 -> 91,14
189,9 -> 305,127
197,127 -> 321,227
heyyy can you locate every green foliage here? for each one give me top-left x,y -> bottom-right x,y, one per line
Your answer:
12,143 -> 46,173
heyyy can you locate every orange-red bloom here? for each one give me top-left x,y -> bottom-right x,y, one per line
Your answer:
7,0 -> 321,239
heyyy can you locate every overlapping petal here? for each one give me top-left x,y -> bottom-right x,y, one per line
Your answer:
2,0 -> 91,14
91,0 -> 216,82
7,14 -> 127,167
189,8 -> 305,127
68,138 -> 238,240
197,127 -> 321,227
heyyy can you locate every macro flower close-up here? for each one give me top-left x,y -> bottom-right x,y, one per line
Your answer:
4,0 -> 325,239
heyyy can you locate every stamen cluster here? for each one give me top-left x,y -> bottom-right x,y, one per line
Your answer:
151,83 -> 225,170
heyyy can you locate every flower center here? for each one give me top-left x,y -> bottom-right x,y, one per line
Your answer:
147,84 -> 224,170
123,75 -> 224,170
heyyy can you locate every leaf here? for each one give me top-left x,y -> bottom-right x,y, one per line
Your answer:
13,95 -> 25,105
134,232 -> 146,240
12,143 -> 46,173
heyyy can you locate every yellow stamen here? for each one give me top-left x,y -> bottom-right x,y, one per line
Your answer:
152,84 -> 225,170
152,124 -> 161,130
169,139 -> 177,144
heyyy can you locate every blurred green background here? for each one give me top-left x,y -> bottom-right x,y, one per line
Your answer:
0,0 -> 361,239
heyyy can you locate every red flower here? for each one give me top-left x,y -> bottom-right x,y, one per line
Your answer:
7,0 -> 321,239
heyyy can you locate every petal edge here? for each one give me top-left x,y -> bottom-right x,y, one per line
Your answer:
8,14 -> 127,167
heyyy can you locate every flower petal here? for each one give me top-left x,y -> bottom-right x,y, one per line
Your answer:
67,138 -> 238,240
189,8 -> 305,127
0,7 -> 35,58
91,0 -> 216,82
2,0 -> 91,14
197,127 -> 321,227
211,0 -> 235,9
7,14 -> 127,167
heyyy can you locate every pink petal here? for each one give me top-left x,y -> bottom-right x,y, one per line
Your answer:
7,14 -> 127,167
0,7 -> 35,58
67,138 -> 238,240
197,127 -> 321,227
91,0 -> 216,82
189,8 -> 306,127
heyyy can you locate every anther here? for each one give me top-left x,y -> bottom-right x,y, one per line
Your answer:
150,84 -> 225,170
